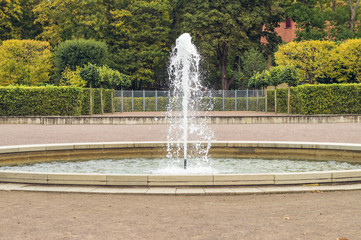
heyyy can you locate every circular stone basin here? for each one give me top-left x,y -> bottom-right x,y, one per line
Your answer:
1,157 -> 361,175
1,141 -> 361,186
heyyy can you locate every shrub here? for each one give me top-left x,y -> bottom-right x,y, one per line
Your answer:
54,39 -> 108,79
0,86 -> 83,116
267,84 -> 361,114
0,40 -> 52,86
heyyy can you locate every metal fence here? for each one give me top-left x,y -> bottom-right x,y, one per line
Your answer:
114,89 -> 266,112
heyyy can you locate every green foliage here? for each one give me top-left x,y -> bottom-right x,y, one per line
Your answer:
237,48 -> 267,88
54,39 -> 108,80
98,65 -> 113,88
110,0 -> 172,89
269,66 -> 284,86
0,39 -> 52,86
112,71 -> 131,90
0,86 -> 83,116
249,70 -> 270,89
280,65 -> 299,86
81,88 -> 112,115
0,0 -> 21,40
79,63 -> 100,87
288,0 -> 361,41
174,0 -> 284,89
267,84 -> 361,114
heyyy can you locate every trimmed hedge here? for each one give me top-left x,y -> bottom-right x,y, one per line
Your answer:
2,84 -> 361,116
81,88 -> 112,115
0,86 -> 83,116
267,84 -> 361,114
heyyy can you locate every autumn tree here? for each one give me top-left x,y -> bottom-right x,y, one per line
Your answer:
0,39 -> 52,86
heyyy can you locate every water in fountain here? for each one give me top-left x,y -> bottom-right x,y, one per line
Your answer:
167,33 -> 214,170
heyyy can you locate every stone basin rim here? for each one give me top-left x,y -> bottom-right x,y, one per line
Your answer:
1,141 -> 361,187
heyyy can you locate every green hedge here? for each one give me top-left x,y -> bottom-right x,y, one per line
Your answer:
0,86 -> 83,116
2,84 -> 360,116
81,88 -> 112,115
267,84 -> 361,114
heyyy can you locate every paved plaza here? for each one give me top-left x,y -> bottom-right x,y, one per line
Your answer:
1,112 -> 361,239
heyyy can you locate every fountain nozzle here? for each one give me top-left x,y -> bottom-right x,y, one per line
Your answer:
184,159 -> 187,169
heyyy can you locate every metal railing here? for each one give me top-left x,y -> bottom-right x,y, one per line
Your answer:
114,89 -> 266,112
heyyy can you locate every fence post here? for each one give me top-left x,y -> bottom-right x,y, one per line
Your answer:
235,90 -> 237,111
143,89 -> 145,112
222,90 -> 225,111
265,88 -> 268,113
155,90 -> 158,112
246,89 -> 249,111
209,91 -> 212,110
131,90 -> 134,112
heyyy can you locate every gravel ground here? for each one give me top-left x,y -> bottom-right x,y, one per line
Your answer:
0,190 -> 360,240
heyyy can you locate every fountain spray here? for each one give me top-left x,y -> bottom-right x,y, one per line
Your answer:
167,33 -> 214,169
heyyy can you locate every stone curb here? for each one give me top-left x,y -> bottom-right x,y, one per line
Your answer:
1,183 -> 360,195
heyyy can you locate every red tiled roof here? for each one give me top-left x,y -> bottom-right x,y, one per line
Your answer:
261,20 -> 297,43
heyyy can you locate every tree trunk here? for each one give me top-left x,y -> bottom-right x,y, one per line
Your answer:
349,0 -> 361,31
219,45 -> 235,90
89,82 -> 93,116
265,88 -> 268,113
256,89 -> 259,112
100,84 -> 104,115
287,85 -> 290,115
111,88 -> 114,114
274,86 -> 277,114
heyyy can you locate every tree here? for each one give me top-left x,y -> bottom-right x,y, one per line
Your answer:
288,0 -> 361,41
110,70 -> 130,113
174,0 -> 284,89
110,0 -> 172,89
237,48 -> 267,89
79,63 -> 100,116
54,39 -> 108,81
0,39 -> 52,86
269,66 -> 284,114
275,40 -> 336,84
59,66 -> 85,87
279,65 -> 299,114
0,0 -> 22,40
332,39 -> 361,83
98,65 -> 113,115
33,0 -> 111,46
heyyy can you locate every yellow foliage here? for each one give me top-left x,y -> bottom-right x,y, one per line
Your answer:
275,41 -> 336,84
332,39 -> 361,83
60,66 -> 85,87
0,39 -> 52,86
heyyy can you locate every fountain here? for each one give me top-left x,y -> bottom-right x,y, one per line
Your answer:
1,34 -> 361,188
166,33 -> 214,169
